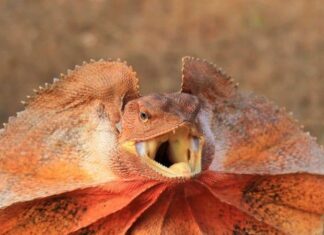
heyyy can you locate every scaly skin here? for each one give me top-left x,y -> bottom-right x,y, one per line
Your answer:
0,60 -> 139,208
0,57 -> 323,234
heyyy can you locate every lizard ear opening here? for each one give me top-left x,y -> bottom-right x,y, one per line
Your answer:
181,57 -> 237,104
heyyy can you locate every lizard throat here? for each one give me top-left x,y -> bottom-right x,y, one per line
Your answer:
121,125 -> 204,178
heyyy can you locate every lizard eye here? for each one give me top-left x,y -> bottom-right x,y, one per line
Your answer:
139,111 -> 149,122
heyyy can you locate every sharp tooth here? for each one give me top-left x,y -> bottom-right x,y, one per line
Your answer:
191,137 -> 200,152
136,142 -> 148,157
147,140 -> 159,159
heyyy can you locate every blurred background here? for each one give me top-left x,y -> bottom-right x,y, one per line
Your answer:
0,0 -> 323,144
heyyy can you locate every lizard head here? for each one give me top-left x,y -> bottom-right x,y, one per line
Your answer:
118,93 -> 205,179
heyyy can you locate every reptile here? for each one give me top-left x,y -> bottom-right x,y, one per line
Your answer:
0,57 -> 323,234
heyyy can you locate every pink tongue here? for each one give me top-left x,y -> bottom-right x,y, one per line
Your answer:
169,162 -> 191,176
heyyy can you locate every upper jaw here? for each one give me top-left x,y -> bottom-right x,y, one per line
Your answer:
121,125 -> 204,178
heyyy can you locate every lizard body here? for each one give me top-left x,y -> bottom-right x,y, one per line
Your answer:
0,57 -> 323,234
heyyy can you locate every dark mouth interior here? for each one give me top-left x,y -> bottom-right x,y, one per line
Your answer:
155,141 -> 173,167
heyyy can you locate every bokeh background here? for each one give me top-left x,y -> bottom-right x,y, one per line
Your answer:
0,0 -> 323,144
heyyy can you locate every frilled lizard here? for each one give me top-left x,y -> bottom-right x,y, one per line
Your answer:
0,57 -> 323,234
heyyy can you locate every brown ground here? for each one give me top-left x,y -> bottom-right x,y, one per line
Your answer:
0,0 -> 323,144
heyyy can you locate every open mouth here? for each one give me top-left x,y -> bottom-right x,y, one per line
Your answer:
122,125 -> 204,178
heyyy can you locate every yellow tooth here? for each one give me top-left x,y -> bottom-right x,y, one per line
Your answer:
146,140 -> 159,159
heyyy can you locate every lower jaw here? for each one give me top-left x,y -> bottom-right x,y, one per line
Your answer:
143,156 -> 201,178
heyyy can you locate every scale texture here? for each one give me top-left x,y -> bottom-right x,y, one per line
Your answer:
0,57 -> 323,235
